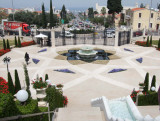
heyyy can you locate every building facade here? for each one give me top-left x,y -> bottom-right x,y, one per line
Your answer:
126,8 -> 160,30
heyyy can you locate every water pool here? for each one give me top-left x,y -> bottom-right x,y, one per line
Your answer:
109,100 -> 136,121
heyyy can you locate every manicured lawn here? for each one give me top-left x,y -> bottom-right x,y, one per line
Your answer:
152,40 -> 159,46
0,40 -> 15,49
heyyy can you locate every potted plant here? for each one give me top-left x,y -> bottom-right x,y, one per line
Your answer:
56,84 -> 63,89
32,77 -> 47,90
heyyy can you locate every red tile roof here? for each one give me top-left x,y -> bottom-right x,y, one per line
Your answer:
131,8 -> 145,11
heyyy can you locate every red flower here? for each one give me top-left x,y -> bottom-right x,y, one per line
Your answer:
21,41 -> 35,47
0,77 -> 9,94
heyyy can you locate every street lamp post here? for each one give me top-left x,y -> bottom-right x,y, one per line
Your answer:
12,0 -> 15,21
3,56 -> 11,72
148,0 -> 153,35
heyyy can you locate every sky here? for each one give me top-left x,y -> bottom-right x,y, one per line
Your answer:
0,0 -> 159,11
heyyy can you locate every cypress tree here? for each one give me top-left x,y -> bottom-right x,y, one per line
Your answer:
8,72 -> 15,95
42,3 -> 47,28
146,36 -> 150,47
14,69 -> 21,93
23,64 -> 31,98
50,0 -> 54,28
143,72 -> 149,92
45,74 -> 49,81
3,39 -> 6,50
6,39 -> 10,49
150,75 -> 156,91
14,36 -> 17,47
150,36 -> 152,46
18,36 -> 21,47
158,38 -> 160,49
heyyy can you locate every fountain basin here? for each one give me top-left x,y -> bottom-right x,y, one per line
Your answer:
77,46 -> 97,61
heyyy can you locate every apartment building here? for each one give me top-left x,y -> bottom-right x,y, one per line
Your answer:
126,7 -> 160,31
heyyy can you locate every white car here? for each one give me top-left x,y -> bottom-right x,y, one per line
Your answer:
60,31 -> 74,38
69,26 -> 80,31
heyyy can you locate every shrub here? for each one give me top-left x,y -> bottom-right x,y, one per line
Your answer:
150,75 -> 156,91
158,38 -> 160,50
21,41 -> 35,47
39,107 -> 48,121
18,36 -> 21,47
138,92 -> 158,106
135,41 -> 147,47
15,36 -> 17,47
45,74 -> 49,81
3,39 -> 6,50
23,64 -> 31,98
0,49 -> 11,56
6,39 -> 10,49
16,99 -> 40,121
0,77 -> 9,94
8,72 -> 15,95
143,72 -> 149,92
130,90 -> 139,102
146,36 -> 150,47
150,36 -> 152,46
15,69 -> 21,93
0,93 -> 19,118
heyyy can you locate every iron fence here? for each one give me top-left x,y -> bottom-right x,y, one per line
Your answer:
118,31 -> 130,46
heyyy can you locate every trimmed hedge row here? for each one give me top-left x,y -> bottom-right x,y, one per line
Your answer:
138,92 -> 158,106
0,93 -> 48,121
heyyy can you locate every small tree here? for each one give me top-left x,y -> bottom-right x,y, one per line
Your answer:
158,38 -> 160,49
45,74 -> 49,81
150,75 -> 156,91
140,3 -> 145,8
150,36 -> 152,46
6,39 -> 10,49
146,36 -> 150,47
42,3 -> 47,28
14,36 -> 17,47
3,39 -> 6,50
143,72 -> 149,92
14,69 -> 21,93
23,64 -> 31,98
18,36 -> 21,47
8,72 -> 15,95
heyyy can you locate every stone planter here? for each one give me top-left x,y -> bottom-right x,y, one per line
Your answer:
35,88 -> 47,107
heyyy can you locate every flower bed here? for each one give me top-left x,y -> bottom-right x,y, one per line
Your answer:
0,77 -> 9,94
0,49 -> 11,56
135,41 -> 151,47
21,41 -> 35,47
130,90 -> 139,103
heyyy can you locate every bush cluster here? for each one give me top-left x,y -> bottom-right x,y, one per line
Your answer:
138,91 -> 158,106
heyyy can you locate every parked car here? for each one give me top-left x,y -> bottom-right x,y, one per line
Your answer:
60,31 -> 74,38
133,31 -> 147,37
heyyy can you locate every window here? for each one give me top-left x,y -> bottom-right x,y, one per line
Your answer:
150,23 -> 152,28
139,13 -> 141,18
138,23 -> 141,28
151,13 -> 154,18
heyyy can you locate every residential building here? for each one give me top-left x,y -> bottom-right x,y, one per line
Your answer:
126,7 -> 160,30
95,3 -> 108,15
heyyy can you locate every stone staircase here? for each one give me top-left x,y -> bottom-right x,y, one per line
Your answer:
53,107 -> 106,121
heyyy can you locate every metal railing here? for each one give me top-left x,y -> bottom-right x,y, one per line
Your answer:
0,110 -> 56,121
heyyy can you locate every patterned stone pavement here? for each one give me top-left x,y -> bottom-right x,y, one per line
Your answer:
0,44 -> 160,117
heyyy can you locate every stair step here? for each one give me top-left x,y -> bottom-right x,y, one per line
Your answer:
56,109 -> 103,121
58,107 -> 100,112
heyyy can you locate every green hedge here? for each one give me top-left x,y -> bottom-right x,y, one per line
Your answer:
138,92 -> 158,106
39,107 -> 48,121
0,93 -> 19,118
16,99 -> 40,121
